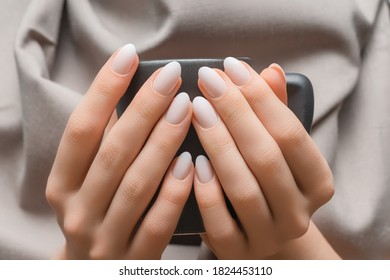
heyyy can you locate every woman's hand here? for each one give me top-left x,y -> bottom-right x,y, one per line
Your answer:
192,57 -> 335,259
46,44 -> 194,259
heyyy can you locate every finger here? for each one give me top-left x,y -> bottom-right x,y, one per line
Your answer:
199,236 -> 217,259
198,65 -> 306,237
103,110 -> 118,141
260,63 -> 287,105
224,58 -> 334,208
194,155 -> 246,259
47,44 -> 138,204
128,152 -> 194,259
192,97 -> 275,244
99,93 -> 192,249
77,62 -> 182,217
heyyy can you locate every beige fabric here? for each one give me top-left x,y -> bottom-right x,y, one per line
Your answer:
0,0 -> 389,259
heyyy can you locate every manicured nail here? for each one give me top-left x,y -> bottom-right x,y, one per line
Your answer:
172,152 -> 193,180
269,63 -> 286,83
195,155 -> 214,184
153,61 -> 181,95
192,97 -> 219,128
165,92 -> 190,125
198,67 -> 227,98
111,44 -> 137,75
223,57 -> 251,86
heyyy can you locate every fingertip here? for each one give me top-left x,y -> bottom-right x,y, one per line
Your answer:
171,151 -> 193,181
152,61 -> 182,95
195,155 -> 215,184
223,57 -> 251,86
110,43 -> 138,75
198,66 -> 227,98
260,65 -> 288,105
269,63 -> 286,84
192,97 -> 219,129
165,92 -> 191,125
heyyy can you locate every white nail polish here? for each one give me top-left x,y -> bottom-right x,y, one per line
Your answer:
165,92 -> 190,125
192,97 -> 219,128
223,57 -> 251,86
198,67 -> 227,98
172,152 -> 193,180
195,155 -> 214,183
111,44 -> 137,75
153,61 -> 181,95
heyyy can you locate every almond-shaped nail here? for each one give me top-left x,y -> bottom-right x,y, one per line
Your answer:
111,44 -> 137,75
153,61 -> 181,95
195,155 -> 214,184
192,97 -> 219,128
165,92 -> 190,125
172,152 -> 193,180
223,57 -> 251,86
198,67 -> 227,98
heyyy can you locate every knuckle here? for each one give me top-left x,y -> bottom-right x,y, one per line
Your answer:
97,139 -> 125,170
93,74 -> 122,99
292,218 -> 309,239
161,188 -> 187,208
311,170 -> 335,208
209,226 -> 236,245
289,215 -> 310,239
45,189 -> 63,211
45,187 -> 57,208
197,195 -> 219,210
119,175 -> 148,205
45,175 -> 62,209
143,220 -> 170,241
94,82 -> 113,99
248,90 -> 268,110
63,212 -> 91,241
222,101 -> 247,127
277,121 -> 308,151
208,137 -> 235,158
255,146 -> 284,176
321,180 -> 335,203
133,100 -> 159,123
278,213 -> 310,240
232,186 -> 261,208
65,114 -> 97,145
149,137 -> 174,155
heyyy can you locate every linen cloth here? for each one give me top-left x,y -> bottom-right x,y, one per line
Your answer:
0,0 -> 389,259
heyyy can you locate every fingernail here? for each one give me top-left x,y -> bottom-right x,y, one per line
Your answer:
223,57 -> 251,86
195,155 -> 214,184
111,44 -> 137,75
198,67 -> 227,98
192,97 -> 219,128
153,61 -> 181,95
165,92 -> 190,125
172,152 -> 193,180
269,63 -> 286,83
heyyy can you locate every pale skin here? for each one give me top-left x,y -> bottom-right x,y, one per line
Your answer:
46,44 -> 340,259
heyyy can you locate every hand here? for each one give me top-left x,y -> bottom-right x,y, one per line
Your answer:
192,57 -> 334,259
46,44 -> 194,259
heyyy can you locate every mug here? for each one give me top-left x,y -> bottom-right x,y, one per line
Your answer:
117,58 -> 314,235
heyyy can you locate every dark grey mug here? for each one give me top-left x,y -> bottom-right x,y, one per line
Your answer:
117,58 -> 314,235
